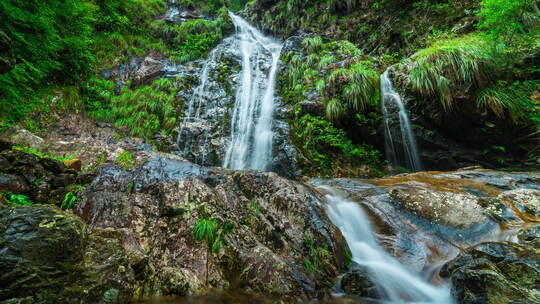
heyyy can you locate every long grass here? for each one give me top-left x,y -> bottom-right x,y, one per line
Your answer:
404,35 -> 495,111
478,80 -> 540,123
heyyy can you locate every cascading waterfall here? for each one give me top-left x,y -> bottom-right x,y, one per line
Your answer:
175,48 -> 220,165
222,13 -> 283,171
381,68 -> 423,172
323,190 -> 454,304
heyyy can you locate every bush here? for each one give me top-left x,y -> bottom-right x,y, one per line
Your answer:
293,115 -> 381,176
109,79 -> 179,138
283,36 -> 380,123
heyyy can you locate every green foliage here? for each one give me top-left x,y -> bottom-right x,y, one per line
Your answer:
283,36 -> 379,123
0,0 -> 95,123
99,78 -> 179,138
293,115 -> 381,176
478,0 -> 540,45
151,12 -> 232,63
303,236 -> 331,275
61,192 -> 78,210
13,145 -> 76,162
478,80 -> 540,124
326,62 -> 380,120
404,35 -> 497,111
115,151 -> 135,170
193,216 -> 234,284
1,192 -> 33,206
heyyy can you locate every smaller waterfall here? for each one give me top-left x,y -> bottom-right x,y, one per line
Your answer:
381,68 -> 423,172
324,191 -> 454,303
175,48 -> 220,165
222,13 -> 283,171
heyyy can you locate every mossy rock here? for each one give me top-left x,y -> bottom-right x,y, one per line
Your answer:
441,242 -> 540,304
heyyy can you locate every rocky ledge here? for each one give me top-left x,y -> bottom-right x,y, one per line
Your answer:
0,152 -> 349,303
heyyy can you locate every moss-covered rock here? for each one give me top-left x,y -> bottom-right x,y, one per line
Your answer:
441,242 -> 540,304
0,205 -> 86,303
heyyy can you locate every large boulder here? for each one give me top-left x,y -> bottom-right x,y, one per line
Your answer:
0,205 -> 140,304
74,154 -> 349,301
0,205 -> 86,303
0,127 -> 44,152
440,242 -> 540,304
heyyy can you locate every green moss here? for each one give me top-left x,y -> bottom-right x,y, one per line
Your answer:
115,151 -> 136,170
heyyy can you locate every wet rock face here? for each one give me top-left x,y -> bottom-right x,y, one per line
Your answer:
441,242 -> 540,304
171,33 -> 298,178
74,153 -> 348,301
313,169 -> 540,275
340,267 -> 380,299
0,205 -> 85,302
390,187 -> 489,228
0,205 -> 138,304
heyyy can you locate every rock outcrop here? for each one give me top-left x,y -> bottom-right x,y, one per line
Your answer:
441,242 -> 540,304
70,153 -> 348,301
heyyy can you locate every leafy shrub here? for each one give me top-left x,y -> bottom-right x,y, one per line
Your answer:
478,0 -> 540,45
293,115 -> 381,176
108,78 -> 179,138
1,192 -> 33,206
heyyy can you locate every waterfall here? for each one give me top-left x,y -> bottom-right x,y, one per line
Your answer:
323,190 -> 454,303
176,49 -> 219,165
222,13 -> 283,171
381,68 -> 423,172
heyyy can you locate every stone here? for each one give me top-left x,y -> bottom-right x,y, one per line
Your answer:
131,56 -> 164,87
0,174 -> 30,193
0,139 -> 13,151
0,127 -> 44,152
74,154 -> 348,301
499,189 -> 540,217
0,155 -> 10,170
77,172 -> 97,185
64,159 -> 82,171
440,242 -> 540,304
389,187 -> 488,228
0,205 -> 86,302
340,267 -> 380,299
51,173 -> 76,188
0,205 -> 137,303
40,157 -> 66,174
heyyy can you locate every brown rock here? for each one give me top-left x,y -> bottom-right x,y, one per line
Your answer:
0,174 -> 30,193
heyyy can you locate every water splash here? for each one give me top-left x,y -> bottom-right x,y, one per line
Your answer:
222,13 -> 283,171
381,68 -> 423,172
323,190 -> 454,303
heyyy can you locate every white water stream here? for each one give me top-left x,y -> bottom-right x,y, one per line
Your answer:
222,13 -> 283,171
324,191 -> 454,303
381,68 -> 423,172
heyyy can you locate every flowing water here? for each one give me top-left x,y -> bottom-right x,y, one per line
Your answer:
381,68 -> 423,172
222,13 -> 283,171
323,190 -> 454,304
